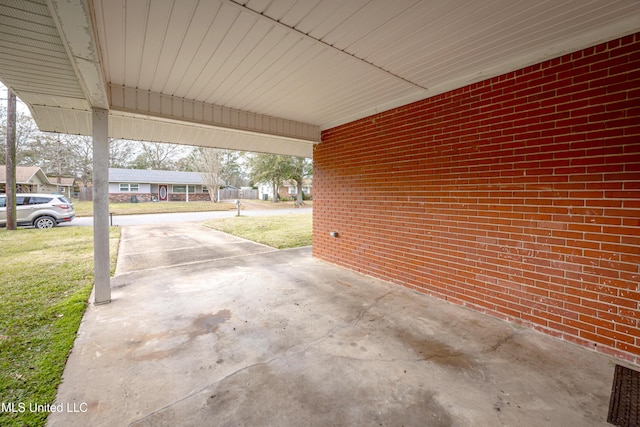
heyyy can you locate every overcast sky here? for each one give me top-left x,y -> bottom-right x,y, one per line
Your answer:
1,82 -> 30,114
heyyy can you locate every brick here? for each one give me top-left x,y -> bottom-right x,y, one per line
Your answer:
315,34 -> 640,362
615,324 -> 640,338
580,330 -> 615,347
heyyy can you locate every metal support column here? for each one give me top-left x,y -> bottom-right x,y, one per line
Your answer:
4,89 -> 16,230
92,108 -> 110,304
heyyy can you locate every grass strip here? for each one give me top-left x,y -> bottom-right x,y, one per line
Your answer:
203,213 -> 312,249
72,200 -> 235,217
0,226 -> 119,427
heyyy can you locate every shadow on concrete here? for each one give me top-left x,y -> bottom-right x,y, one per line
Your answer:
49,223 -> 615,426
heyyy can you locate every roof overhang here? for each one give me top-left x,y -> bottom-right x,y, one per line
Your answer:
1,0 -> 639,158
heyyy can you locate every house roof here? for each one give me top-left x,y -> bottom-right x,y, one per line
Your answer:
0,165 -> 51,185
47,176 -> 75,187
1,1 -> 639,158
109,168 -> 204,185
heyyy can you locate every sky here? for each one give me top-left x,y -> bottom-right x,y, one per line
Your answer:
0,82 -> 30,114
0,81 -> 213,167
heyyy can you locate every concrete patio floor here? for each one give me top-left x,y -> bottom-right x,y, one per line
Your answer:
48,223 -> 617,426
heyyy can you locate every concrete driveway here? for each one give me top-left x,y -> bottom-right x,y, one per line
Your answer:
49,223 -> 616,426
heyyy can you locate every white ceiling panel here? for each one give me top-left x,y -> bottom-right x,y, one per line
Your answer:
0,0 -> 85,101
277,0 -> 323,28
108,110 -> 315,157
301,0 -> 371,41
156,2 -> 231,95
1,0 -> 640,157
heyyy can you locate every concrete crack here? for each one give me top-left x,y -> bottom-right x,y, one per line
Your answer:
300,290 -> 394,352
350,290 -> 393,326
115,248 -> 277,277
127,356 -> 284,427
486,330 -> 519,353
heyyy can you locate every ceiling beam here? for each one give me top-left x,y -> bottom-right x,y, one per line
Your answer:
47,0 -> 108,109
223,0 -> 427,92
108,84 -> 320,143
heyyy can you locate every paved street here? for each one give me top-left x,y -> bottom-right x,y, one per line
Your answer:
66,206 -> 311,227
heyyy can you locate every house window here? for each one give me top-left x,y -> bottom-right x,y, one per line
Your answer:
173,185 -> 195,193
119,183 -> 139,192
288,186 -> 296,194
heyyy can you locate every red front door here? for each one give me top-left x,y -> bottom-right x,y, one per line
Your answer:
159,185 -> 168,201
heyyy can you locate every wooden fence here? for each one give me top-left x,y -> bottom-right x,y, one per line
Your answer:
218,188 -> 258,200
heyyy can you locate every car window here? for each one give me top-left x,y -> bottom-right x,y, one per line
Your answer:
58,196 -> 71,204
16,196 -> 28,206
0,197 -> 5,208
30,197 -> 53,205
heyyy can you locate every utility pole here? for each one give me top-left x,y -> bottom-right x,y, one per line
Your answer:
56,135 -> 62,193
5,88 -> 17,230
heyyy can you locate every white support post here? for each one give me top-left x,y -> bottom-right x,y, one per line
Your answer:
92,108 -> 111,304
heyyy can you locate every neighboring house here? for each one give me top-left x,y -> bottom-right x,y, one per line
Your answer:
257,178 -> 312,201
108,168 -> 211,202
0,165 -> 75,198
48,176 -> 76,199
283,178 -> 312,199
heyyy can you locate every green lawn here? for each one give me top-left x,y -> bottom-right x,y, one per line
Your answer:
72,200 -> 235,217
203,213 -> 312,249
0,227 -> 120,427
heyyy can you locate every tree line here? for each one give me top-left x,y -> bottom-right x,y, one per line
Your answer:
1,102 -> 312,203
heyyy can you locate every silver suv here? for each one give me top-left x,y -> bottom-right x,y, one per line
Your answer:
0,193 -> 75,228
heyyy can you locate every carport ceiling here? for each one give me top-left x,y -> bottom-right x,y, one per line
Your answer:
1,0 -> 639,157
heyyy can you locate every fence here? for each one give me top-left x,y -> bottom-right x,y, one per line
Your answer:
218,188 -> 258,200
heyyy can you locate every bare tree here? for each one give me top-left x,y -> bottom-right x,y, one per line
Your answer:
66,135 -> 93,192
0,107 -> 40,165
18,131 -> 74,178
132,141 -> 182,170
109,139 -> 136,168
193,147 -> 222,202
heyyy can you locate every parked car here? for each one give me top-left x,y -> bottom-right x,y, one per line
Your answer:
0,193 -> 75,228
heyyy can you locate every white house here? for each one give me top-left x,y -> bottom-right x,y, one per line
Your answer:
108,168 -> 210,202
257,178 -> 312,201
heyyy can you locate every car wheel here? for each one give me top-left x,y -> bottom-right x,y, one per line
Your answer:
34,216 -> 56,229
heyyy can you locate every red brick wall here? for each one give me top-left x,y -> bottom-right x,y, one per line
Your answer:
110,193 -> 154,203
167,193 -> 211,202
314,33 -> 640,363
109,193 -> 211,203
